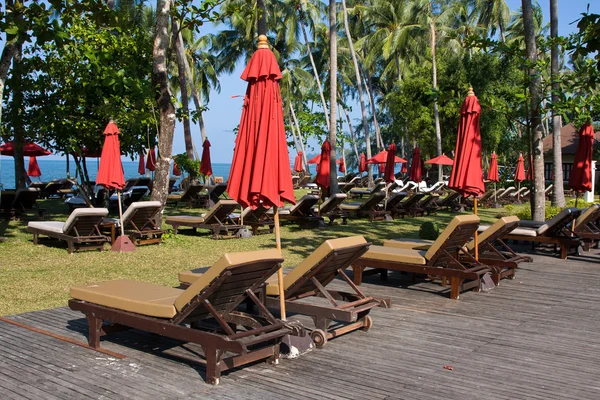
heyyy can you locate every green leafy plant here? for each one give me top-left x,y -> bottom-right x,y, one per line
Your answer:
419,221 -> 440,240
173,153 -> 200,180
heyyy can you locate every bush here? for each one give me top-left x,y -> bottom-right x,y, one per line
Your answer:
419,221 -> 441,240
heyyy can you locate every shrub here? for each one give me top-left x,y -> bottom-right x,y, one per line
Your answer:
419,221 -> 440,240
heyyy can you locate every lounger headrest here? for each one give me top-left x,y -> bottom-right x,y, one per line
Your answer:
63,208 -> 109,233
574,204 -> 600,227
174,249 -> 282,311
424,214 -> 480,260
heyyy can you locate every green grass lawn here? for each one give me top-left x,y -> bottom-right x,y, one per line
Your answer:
0,191 -> 506,316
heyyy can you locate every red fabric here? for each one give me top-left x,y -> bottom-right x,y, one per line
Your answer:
227,48 -> 295,209
487,152 -> 499,182
367,150 -> 407,164
173,161 -> 182,176
81,147 -> 102,158
339,157 -> 346,173
378,163 -> 385,174
448,95 -> 485,197
138,153 -> 145,175
200,139 -> 213,176
569,122 -> 595,192
294,152 -> 303,172
96,122 -> 125,190
308,154 -> 340,164
526,155 -> 533,181
401,162 -> 407,174
146,147 -> 156,171
359,153 -> 367,173
514,154 -> 525,182
409,147 -> 422,183
0,141 -> 51,157
27,156 -> 42,177
384,144 -> 397,183
315,140 -> 331,188
425,154 -> 454,166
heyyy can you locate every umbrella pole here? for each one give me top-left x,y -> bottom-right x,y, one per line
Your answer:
117,191 -> 125,237
494,182 -> 497,206
474,198 -> 478,261
274,206 -> 286,320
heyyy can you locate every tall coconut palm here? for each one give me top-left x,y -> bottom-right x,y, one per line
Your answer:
172,20 -> 194,159
550,0 -> 565,207
329,0 -> 339,193
476,0 -> 511,42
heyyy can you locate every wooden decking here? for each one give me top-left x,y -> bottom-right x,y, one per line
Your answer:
1,245 -> 600,399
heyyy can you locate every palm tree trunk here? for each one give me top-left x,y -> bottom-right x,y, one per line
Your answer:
430,21 -> 443,182
12,44 -> 26,189
328,0 -> 338,193
340,102 -> 360,161
364,73 -> 383,149
0,42 -> 17,131
289,102 -> 309,171
172,19 -> 194,160
550,0 -> 565,207
341,0 -> 372,186
522,0 -> 546,221
151,0 -> 176,205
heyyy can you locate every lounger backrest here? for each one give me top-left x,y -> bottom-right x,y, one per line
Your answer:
359,191 -> 386,210
574,204 -> 600,230
441,191 -> 460,205
289,195 -> 319,215
372,182 -> 385,193
401,192 -> 426,208
122,201 -> 162,230
424,215 -> 480,263
181,184 -> 205,201
319,193 -> 347,214
240,205 -> 268,223
385,192 -> 407,209
13,188 -> 39,209
536,208 -> 579,236
282,236 -> 369,298
498,187 -> 515,198
62,208 -> 109,235
0,191 -> 16,210
208,183 -> 228,198
203,200 -> 239,224
478,190 -> 494,202
174,249 -> 283,314
465,216 -> 519,251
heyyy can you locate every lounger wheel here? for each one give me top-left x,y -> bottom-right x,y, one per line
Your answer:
361,315 -> 373,332
310,329 -> 328,348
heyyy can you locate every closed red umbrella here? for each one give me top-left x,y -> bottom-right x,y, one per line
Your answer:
173,161 -> 182,176
487,152 -> 499,182
526,154 -> 533,181
367,150 -> 407,164
200,139 -> 213,177
359,153 -> 367,173
401,162 -> 407,174
146,147 -> 156,172
514,154 -> 525,182
27,156 -> 42,178
339,157 -> 346,173
409,147 -> 422,183
378,163 -> 385,174
308,154 -> 340,164
569,122 -> 595,193
315,140 -> 331,188
384,144 -> 397,184
425,154 -> 454,166
138,153 -> 145,175
0,141 -> 51,156
294,152 -> 303,172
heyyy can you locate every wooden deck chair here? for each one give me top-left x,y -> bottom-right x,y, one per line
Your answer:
390,192 -> 426,218
27,208 -> 109,253
384,192 -> 407,214
497,186 -> 515,200
349,181 -> 385,198
317,193 -> 348,225
340,191 -> 388,221
338,182 -> 356,193
504,208 -> 582,259
353,215 -> 491,299
69,250 -> 291,385
179,237 -> 387,349
0,190 -> 16,218
277,195 -> 323,227
571,205 -> 600,250
544,184 -> 553,199
12,188 -> 45,219
435,191 -> 462,211
477,189 -> 496,205
203,183 -> 228,208
293,175 -> 311,189
230,206 -> 274,235
417,193 -> 440,216
165,200 -> 241,239
166,183 -> 205,208
120,201 -> 163,245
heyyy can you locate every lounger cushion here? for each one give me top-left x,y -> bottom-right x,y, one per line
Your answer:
264,236 -> 367,296
362,245 -> 427,265
340,202 -> 361,211
70,280 -> 182,319
27,221 -> 66,234
174,249 -> 282,311
383,238 -> 433,250
167,194 -> 183,201
63,208 -> 108,233
122,201 -> 162,224
424,215 -> 480,261
509,227 -> 538,237
167,215 -> 206,224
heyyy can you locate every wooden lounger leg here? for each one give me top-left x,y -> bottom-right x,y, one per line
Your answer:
67,240 -> 74,255
450,277 -> 463,300
203,346 -> 221,385
33,232 -> 38,245
86,315 -> 103,348
560,244 -> 568,259
352,265 -> 365,285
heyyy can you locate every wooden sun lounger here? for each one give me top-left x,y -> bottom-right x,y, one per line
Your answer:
179,237 -> 387,348
340,191 -> 388,221
352,215 -> 491,299
0,190 -> 16,218
27,208 -> 109,253
230,206 -> 274,235
293,175 -> 311,189
435,191 -> 462,211
166,183 -> 206,208
571,205 -> 600,250
384,192 -> 407,214
166,200 -> 241,239
69,249 -> 291,385
277,195 -> 324,227
119,201 -> 164,245
349,182 -> 385,198
338,182 -> 356,193
317,193 -> 348,225
11,188 -> 45,219
203,183 -> 228,208
390,192 -> 426,218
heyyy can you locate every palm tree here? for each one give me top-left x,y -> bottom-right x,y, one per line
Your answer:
329,0 -> 339,193
550,0 -> 565,207
172,20 -> 194,159
476,0 -> 511,42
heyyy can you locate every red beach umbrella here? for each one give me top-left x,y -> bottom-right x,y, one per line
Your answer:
487,152 -> 499,182
401,162 -> 407,174
378,163 -> 385,174
0,140 -> 51,156
173,161 -> 182,176
146,147 -> 156,172
448,89 -> 484,198
569,122 -> 595,193
308,154 -> 339,165
315,140 -> 331,188
367,150 -> 407,164
294,152 -> 303,172
409,147 -> 422,183
384,144 -> 397,184
514,154 -> 525,182
200,139 -> 213,177
339,157 -> 346,173
359,153 -> 367,173
27,156 -> 42,178
138,153 -> 146,175
425,154 -> 454,166
226,36 -> 296,319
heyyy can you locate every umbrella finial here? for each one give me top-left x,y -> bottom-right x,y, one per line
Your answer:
467,87 -> 475,97
257,34 -> 269,49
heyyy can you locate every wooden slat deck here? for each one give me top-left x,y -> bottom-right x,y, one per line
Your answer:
1,246 -> 600,399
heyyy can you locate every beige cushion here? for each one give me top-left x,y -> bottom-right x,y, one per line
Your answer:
70,280 -> 182,319
28,221 -> 66,234
383,238 -> 433,251
466,216 -> 519,251
509,227 -> 538,237
166,215 -> 206,224
424,215 -> 480,261
265,236 -> 367,296
167,194 -> 183,201
362,245 -> 427,265
63,208 -> 108,233
174,249 -> 282,311
340,202 -> 361,211
122,201 -> 161,224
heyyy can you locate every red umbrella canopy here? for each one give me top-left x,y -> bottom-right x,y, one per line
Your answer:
27,156 -> 42,177
526,155 -> 533,181
425,154 -> 454,166
226,44 -> 295,209
448,90 -> 485,197
487,152 -> 499,182
138,153 -> 146,175
409,147 -> 422,183
96,122 -> 125,190
339,157 -> 346,173
315,140 -> 331,188
308,154 -> 340,165
378,163 -> 385,174
200,139 -> 213,176
0,140 -> 51,157
367,150 -> 407,164
384,144 -> 397,183
293,152 -> 303,172
359,153 -> 367,173
146,147 -> 157,171
569,122 -> 595,192
514,154 -> 525,182
400,162 -> 407,174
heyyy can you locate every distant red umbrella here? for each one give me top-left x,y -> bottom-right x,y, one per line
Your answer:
138,153 -> 145,175
359,153 -> 367,173
339,157 -> 346,173
448,89 -> 484,197
308,154 -> 340,164
487,152 -> 499,182
526,155 -> 533,181
514,154 -> 525,182
409,147 -> 422,183
200,139 -> 213,176
315,140 -> 331,188
384,144 -> 397,184
173,161 -> 182,176
569,122 -> 595,193
425,154 -> 454,166
367,150 -> 407,164
27,156 -> 42,178
401,162 -> 407,174
146,147 -> 156,172
294,152 -> 303,172
0,140 -> 51,157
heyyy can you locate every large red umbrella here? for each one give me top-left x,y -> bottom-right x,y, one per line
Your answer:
384,144 -> 397,184
401,162 -> 407,174
409,147 -> 422,183
173,161 -> 182,176
138,153 -> 146,175
146,147 -> 156,172
339,157 -> 346,173
226,37 -> 295,318
315,140 -> 331,188
27,156 -> 42,178
569,122 -> 595,193
378,163 -> 385,174
0,141 -> 51,156
514,154 -> 525,182
200,139 -> 213,177
425,154 -> 454,166
308,154 -> 340,164
293,152 -> 303,172
367,150 -> 407,164
359,153 -> 367,173
448,89 -> 484,198
487,152 -> 499,182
